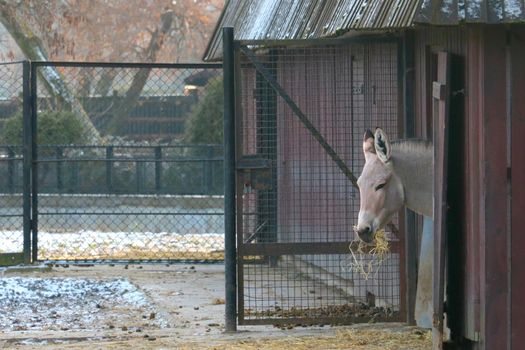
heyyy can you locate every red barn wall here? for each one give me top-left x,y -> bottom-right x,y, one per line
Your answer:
414,24 -> 525,349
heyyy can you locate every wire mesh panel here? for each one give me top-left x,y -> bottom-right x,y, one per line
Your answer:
236,42 -> 403,325
0,62 -> 26,262
31,62 -> 224,262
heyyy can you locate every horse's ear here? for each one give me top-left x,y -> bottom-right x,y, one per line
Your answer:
363,129 -> 375,158
374,128 -> 391,163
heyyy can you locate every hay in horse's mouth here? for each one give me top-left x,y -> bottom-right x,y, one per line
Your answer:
348,229 -> 390,280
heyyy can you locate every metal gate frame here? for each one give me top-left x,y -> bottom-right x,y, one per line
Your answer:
222,28 -> 409,327
1,60 -> 223,265
28,61 -> 223,263
0,61 -> 32,266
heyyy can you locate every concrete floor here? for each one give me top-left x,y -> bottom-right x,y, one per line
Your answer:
0,263 -> 425,349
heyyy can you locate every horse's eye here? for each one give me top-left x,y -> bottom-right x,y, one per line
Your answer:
375,183 -> 386,191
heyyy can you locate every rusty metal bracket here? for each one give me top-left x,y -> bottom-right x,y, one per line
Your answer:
237,155 -> 273,191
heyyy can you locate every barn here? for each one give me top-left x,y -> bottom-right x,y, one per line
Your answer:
204,1 -> 525,349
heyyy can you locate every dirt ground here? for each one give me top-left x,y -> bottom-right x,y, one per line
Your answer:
0,264 -> 431,349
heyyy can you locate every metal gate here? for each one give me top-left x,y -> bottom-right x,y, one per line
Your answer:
230,37 -> 406,325
0,61 -> 31,265
1,61 -> 224,264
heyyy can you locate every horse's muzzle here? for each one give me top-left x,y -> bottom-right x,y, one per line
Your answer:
356,226 -> 374,244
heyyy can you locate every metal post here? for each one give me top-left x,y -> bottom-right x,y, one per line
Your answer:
135,160 -> 143,194
30,62 -> 38,263
56,146 -> 63,193
204,145 -> 213,195
22,61 -> 32,264
223,26 -> 237,332
155,146 -> 162,193
70,162 -> 79,193
7,147 -> 15,193
106,146 -> 113,193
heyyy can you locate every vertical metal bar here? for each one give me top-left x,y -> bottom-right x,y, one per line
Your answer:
70,162 -> 79,193
22,61 -> 32,264
203,145 -> 213,195
234,43 -> 245,326
223,26 -> 237,333
135,159 -> 142,194
56,146 -> 63,193
106,146 -> 113,193
401,32 -> 417,325
7,147 -> 15,193
30,62 -> 38,263
155,146 -> 162,193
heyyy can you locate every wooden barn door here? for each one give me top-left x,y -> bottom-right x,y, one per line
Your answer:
432,51 -> 451,350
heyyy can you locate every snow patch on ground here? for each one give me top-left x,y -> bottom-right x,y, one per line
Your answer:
0,277 -> 147,305
0,277 -> 163,331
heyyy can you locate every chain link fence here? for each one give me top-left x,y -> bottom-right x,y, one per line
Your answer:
0,62 -> 26,264
0,61 -> 224,262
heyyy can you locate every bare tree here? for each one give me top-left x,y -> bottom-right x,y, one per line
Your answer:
0,0 -> 223,139
104,8 -> 175,133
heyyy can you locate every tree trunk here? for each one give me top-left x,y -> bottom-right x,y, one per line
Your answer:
95,68 -> 118,96
106,9 -> 174,134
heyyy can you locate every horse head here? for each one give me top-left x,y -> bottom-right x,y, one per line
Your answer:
355,128 -> 404,243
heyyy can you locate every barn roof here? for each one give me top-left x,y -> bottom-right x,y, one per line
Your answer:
203,0 -> 525,61
203,0 -> 421,61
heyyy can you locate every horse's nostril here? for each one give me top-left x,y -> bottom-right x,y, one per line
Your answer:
356,226 -> 373,243
359,226 -> 371,235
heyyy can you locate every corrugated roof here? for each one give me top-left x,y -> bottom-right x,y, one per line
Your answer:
203,0 -> 422,61
203,0 -> 525,61
415,0 -> 525,24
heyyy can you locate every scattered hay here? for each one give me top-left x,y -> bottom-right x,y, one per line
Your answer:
244,304 -> 398,323
42,250 -> 225,262
333,328 -> 431,349
348,228 -> 390,280
178,327 -> 431,350
212,298 -> 226,305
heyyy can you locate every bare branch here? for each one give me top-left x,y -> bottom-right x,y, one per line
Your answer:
105,8 -> 175,134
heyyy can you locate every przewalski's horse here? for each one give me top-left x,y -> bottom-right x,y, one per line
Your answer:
356,128 -> 434,327
356,128 -> 433,242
